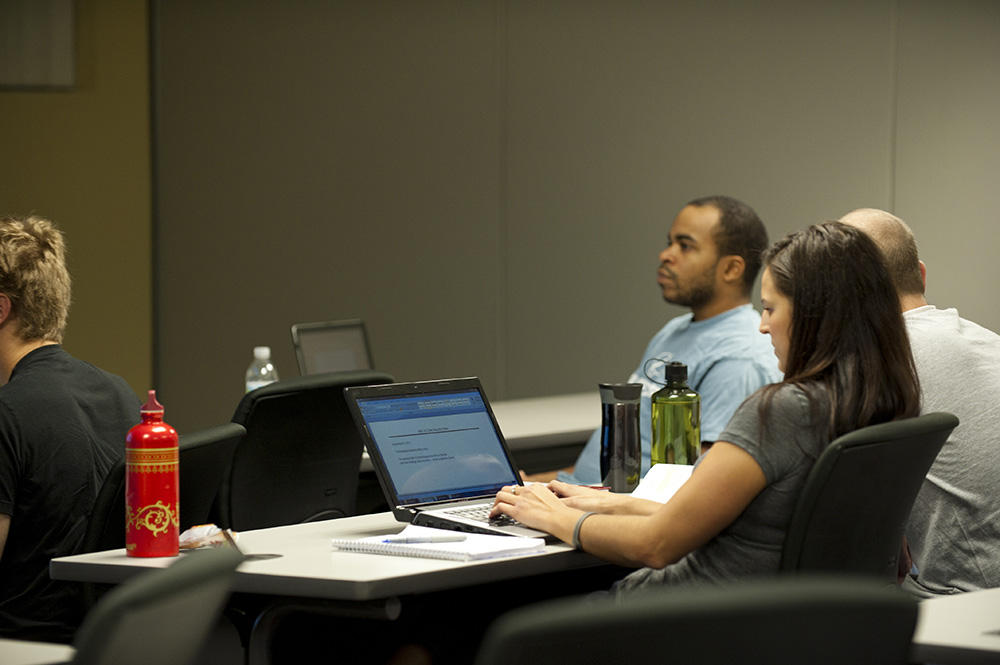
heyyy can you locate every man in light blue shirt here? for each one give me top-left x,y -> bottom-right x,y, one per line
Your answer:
534,196 -> 782,485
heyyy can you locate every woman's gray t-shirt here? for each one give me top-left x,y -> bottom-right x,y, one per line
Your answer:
616,383 -> 830,597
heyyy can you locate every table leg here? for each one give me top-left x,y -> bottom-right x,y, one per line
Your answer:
246,597 -> 401,665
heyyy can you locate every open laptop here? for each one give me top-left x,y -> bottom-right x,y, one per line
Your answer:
291,319 -> 373,375
344,377 -> 548,538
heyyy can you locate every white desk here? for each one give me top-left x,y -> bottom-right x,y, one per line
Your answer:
51,513 -> 597,601
911,587 -> 1000,664
0,638 -> 75,665
51,513 -> 604,665
492,391 -> 601,451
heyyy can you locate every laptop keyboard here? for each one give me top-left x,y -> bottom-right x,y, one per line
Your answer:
443,504 -> 523,527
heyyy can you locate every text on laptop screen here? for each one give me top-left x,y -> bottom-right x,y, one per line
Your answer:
356,389 -> 518,505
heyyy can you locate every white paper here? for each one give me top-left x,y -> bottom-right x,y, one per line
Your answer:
630,463 -> 694,503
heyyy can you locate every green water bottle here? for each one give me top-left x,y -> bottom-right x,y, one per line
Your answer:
651,362 -> 701,465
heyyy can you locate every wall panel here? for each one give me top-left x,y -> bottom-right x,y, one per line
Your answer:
155,1 -> 502,430
154,0 -> 998,433
894,0 -> 1000,333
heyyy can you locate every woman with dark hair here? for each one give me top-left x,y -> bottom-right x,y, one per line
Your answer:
491,221 -> 921,594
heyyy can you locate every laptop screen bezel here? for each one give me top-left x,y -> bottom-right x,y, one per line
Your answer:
291,319 -> 373,375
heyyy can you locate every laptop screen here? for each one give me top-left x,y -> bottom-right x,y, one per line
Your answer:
353,387 -> 519,506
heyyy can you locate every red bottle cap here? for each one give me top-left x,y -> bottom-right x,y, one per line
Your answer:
141,389 -> 164,414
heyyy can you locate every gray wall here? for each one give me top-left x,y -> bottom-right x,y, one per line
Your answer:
153,0 -> 1000,433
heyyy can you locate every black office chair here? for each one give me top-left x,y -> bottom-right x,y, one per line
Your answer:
178,423 -> 245,532
82,459 -> 127,555
473,577 -> 918,665
780,411 -> 959,582
215,370 -> 393,531
69,546 -> 243,665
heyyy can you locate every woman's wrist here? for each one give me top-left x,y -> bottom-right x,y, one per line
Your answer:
572,511 -> 596,550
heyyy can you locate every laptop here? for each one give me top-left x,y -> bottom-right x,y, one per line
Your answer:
344,377 -> 548,538
291,319 -> 373,375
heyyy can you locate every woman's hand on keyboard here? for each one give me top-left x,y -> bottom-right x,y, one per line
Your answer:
490,482 -> 576,542
548,480 -> 659,517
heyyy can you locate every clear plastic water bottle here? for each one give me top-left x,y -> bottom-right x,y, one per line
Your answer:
650,361 -> 701,465
245,346 -> 279,392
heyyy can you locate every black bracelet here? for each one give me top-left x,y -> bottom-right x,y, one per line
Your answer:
572,511 -> 596,550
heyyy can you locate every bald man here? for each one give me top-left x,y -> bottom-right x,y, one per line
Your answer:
841,208 -> 1000,597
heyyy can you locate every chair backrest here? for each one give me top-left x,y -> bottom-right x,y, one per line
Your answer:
70,546 -> 243,665
178,423 -> 244,532
82,459 -> 127,555
473,577 -> 918,665
780,411 -> 959,581
217,369 -> 394,531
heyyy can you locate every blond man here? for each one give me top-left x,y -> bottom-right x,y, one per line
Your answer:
0,216 -> 140,642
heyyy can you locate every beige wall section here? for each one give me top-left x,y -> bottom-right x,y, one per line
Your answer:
0,0 -> 154,395
0,0 -> 152,397
894,0 -> 1000,321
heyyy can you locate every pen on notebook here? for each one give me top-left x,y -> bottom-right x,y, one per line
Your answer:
382,534 -> 468,544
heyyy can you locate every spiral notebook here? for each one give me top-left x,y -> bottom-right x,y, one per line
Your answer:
331,525 -> 545,561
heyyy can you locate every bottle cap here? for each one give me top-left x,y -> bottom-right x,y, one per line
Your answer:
141,389 -> 164,414
664,361 -> 688,384
253,346 -> 271,359
599,382 -> 642,403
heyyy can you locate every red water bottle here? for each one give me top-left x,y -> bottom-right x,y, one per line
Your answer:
125,390 -> 179,557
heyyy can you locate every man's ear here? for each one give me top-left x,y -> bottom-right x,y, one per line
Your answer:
718,255 -> 746,285
0,294 -> 11,325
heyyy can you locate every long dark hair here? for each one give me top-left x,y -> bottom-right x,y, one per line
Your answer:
761,221 -> 920,437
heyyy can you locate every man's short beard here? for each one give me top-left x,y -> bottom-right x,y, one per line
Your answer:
662,260 -> 719,309
663,282 -> 714,309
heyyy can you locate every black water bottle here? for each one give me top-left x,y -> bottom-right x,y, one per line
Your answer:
599,383 -> 642,492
